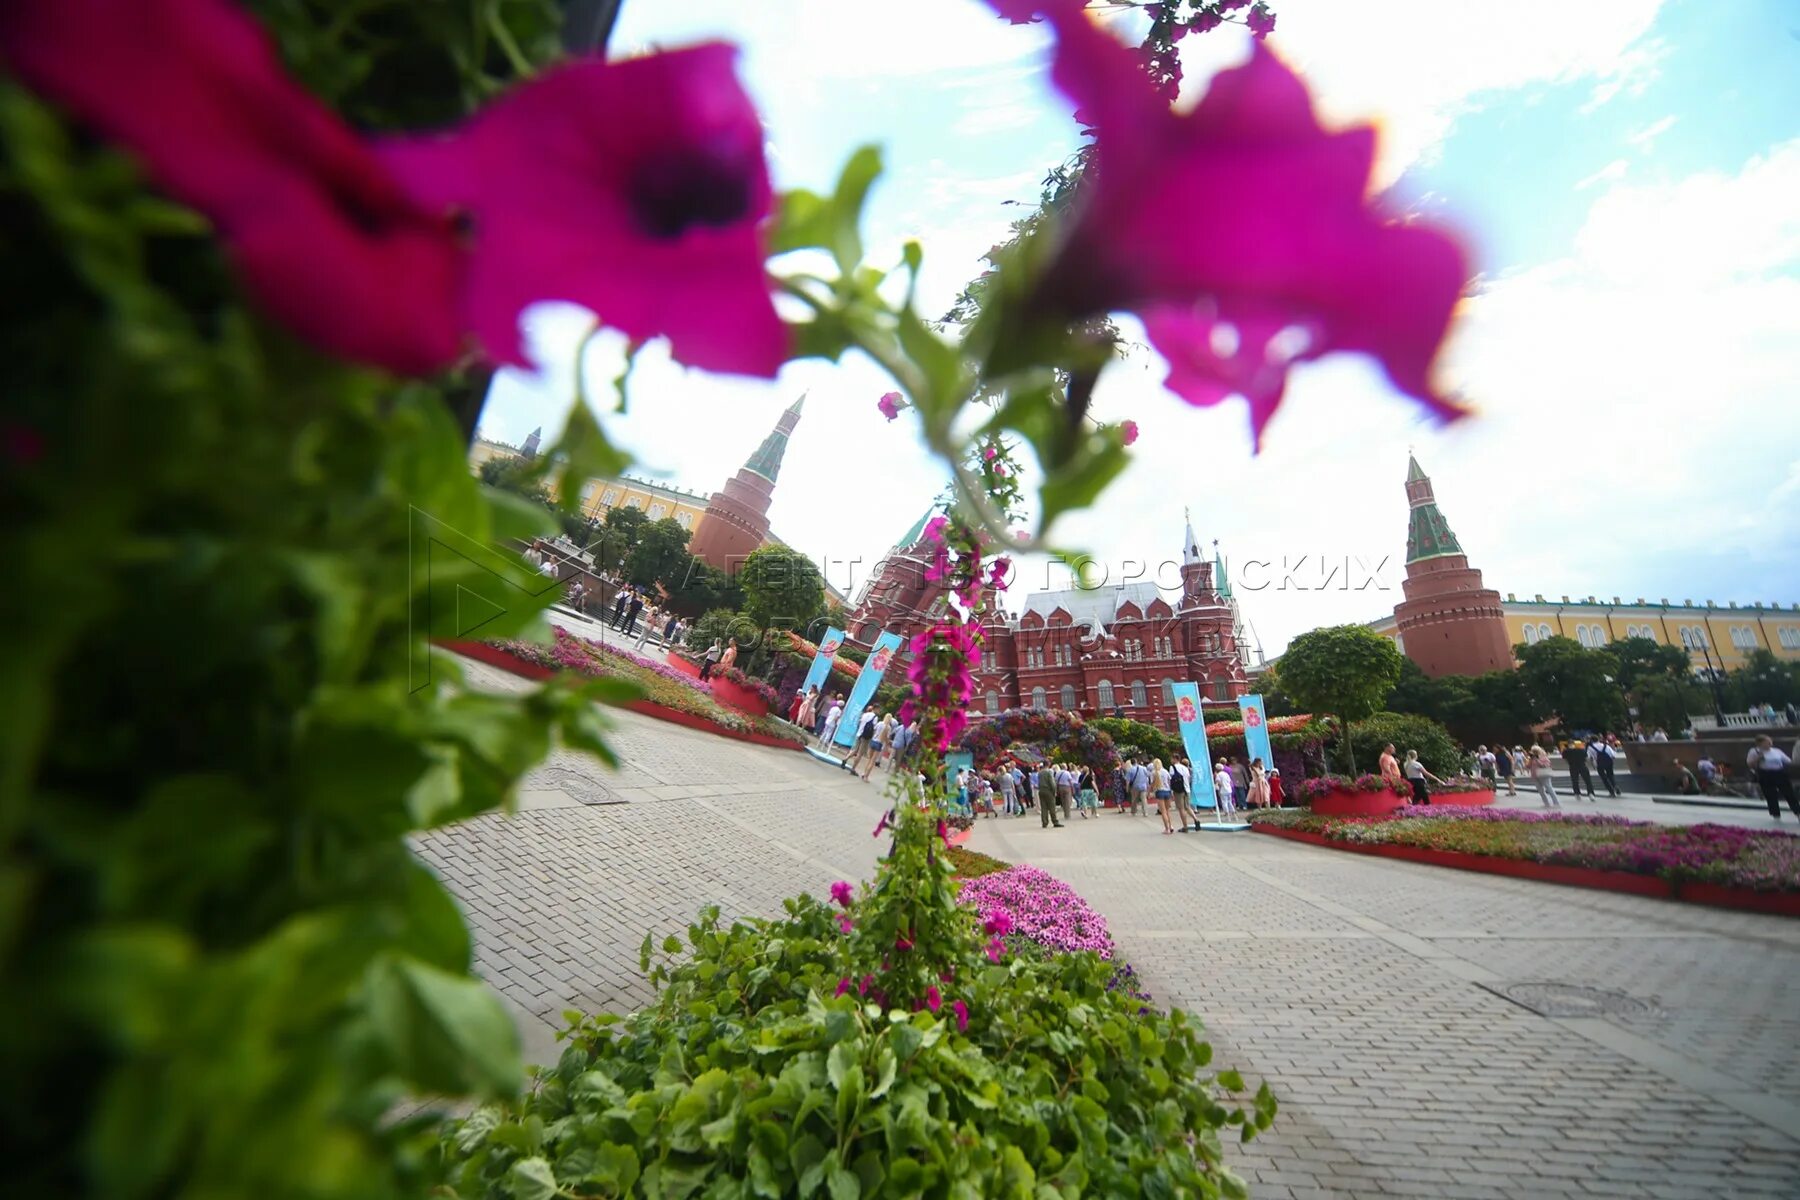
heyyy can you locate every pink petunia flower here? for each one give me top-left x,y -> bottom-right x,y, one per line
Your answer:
830,880 -> 854,908
877,391 -> 907,421
994,1 -> 1469,449
837,913 -> 853,934
895,933 -> 914,952
951,999 -> 970,1032
985,938 -> 1006,963
1120,419 -> 1140,446
0,0 -> 461,375
1246,4 -> 1277,38
924,985 -> 942,1013
984,910 -> 1014,937
835,977 -> 853,997
381,43 -> 784,375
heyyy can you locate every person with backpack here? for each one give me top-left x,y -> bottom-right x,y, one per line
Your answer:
1168,756 -> 1195,831
1077,767 -> 1100,819
850,709 -> 879,776
1562,740 -> 1596,800
1125,758 -> 1150,816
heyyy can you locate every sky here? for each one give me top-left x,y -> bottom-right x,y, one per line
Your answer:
479,0 -> 1800,658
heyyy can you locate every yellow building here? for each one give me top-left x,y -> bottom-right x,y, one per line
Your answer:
1368,594 -> 1800,673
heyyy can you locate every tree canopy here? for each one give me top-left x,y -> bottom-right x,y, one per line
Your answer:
738,545 -> 827,632
1514,636 -> 1625,731
623,516 -> 692,589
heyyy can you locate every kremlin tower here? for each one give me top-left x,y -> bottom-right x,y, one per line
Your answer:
1392,455 -> 1513,677
689,396 -> 804,571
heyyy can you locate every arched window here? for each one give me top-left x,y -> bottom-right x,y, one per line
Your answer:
985,690 -> 999,714
1523,625 -> 1538,645
1591,626 -> 1606,645
1130,680 -> 1147,707
1208,673 -> 1231,700
1031,686 -> 1046,711
1678,627 -> 1693,649
1060,684 -> 1078,710
1576,627 -> 1591,648
1161,678 -> 1177,705
1537,623 -> 1552,640
1097,680 -> 1115,708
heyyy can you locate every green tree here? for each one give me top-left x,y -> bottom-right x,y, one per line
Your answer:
1276,625 -> 1405,772
1348,712 -> 1463,778
662,554 -> 740,617
737,544 -> 826,632
593,503 -> 648,572
623,516 -> 691,589
1514,636 -> 1625,731
1089,716 -> 1180,763
1731,648 -> 1800,709
1463,669 -> 1543,745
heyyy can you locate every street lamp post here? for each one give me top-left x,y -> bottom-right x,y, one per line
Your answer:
1696,639 -> 1727,726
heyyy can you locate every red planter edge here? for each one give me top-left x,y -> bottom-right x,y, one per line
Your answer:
1253,824 -> 1798,914
439,641 -> 803,752
708,676 -> 772,717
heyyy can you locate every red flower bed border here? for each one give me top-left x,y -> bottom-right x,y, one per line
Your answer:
709,676 -> 771,717
440,641 -> 804,752
1252,825 -> 1800,916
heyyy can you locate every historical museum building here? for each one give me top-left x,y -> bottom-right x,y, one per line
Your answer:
848,512 -> 1253,732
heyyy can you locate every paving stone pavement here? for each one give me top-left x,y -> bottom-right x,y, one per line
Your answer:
417,658 -> 1800,1197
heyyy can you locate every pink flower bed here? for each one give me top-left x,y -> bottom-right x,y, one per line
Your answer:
958,864 -> 1116,959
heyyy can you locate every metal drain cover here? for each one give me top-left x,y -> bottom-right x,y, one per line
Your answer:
525,766 -> 623,806
1483,981 -> 1658,1018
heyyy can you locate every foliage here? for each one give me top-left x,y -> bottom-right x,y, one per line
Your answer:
1347,712 -> 1464,778
662,554 -> 742,617
738,544 -> 828,632
959,708 -> 1123,776
1731,648 -> 1800,709
622,515 -> 692,589
1514,636 -> 1626,731
958,865 -> 1116,958
686,608 -> 752,652
1088,714 -> 1180,763
592,503 -> 649,572
1276,626 -> 1404,770
1249,808 -> 1800,892
1383,659 -> 1542,746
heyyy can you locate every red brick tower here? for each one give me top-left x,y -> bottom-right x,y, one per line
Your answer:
1393,455 -> 1513,677
690,395 -> 803,571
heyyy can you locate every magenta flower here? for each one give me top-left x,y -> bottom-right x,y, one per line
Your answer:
951,999 -> 970,1033
836,913 -> 853,935
895,933 -> 914,952
834,977 -> 853,997
877,391 -> 907,421
0,0 -> 462,375
1120,419 -> 1140,446
1246,4 -> 1277,38
985,938 -> 1005,963
1191,10 -> 1223,33
983,910 -> 1014,937
830,880 -> 854,908
995,2 -> 1469,448
983,445 -> 998,461
382,44 -> 783,374
873,809 -> 892,837
1218,0 -> 1251,10
987,557 -> 1013,589
924,985 -> 942,1014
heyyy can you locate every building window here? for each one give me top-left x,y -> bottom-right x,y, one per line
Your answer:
677,512 -> 692,529
1690,626 -> 1708,648
624,496 -> 641,509
1523,625 -> 1538,645
1060,684 -> 1077,710
1590,625 -> 1606,645
1779,627 -> 1800,650
601,488 -> 618,507
1161,678 -> 1176,705
1208,673 -> 1231,701
1730,626 -> 1754,649
1537,623 -> 1552,641
1031,687 -> 1046,711
1576,627 -> 1591,648
649,502 -> 667,520
985,690 -> 1000,714
1130,680 -> 1147,707
1678,627 -> 1692,649
1097,680 -> 1115,709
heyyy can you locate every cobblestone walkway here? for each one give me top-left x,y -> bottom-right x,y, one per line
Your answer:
414,658 -> 1800,1197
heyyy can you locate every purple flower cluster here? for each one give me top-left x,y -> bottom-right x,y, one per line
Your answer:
1392,806 -> 1640,827
958,865 -> 1117,959
1541,823 -> 1793,883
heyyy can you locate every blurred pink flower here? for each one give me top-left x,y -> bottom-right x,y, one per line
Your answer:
985,938 -> 1005,963
1247,4 -> 1277,38
924,985 -> 942,1013
836,913 -> 853,934
877,391 -> 907,421
834,977 -> 853,997
895,932 -> 914,952
951,999 -> 969,1031
996,1 -> 1468,448
1120,419 -> 1140,446
830,880 -> 854,907
0,0 -> 461,374
382,44 -> 783,374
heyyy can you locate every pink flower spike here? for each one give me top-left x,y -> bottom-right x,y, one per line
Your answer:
951,999 -> 970,1033
830,880 -> 854,908
380,44 -> 784,375
1120,419 -> 1140,446
0,0 -> 463,375
995,3 -> 1470,449
924,985 -> 942,1013
983,445 -> 998,461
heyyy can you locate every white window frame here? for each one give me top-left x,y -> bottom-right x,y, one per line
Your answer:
601,488 -> 619,507
1060,684 -> 1077,710
1097,680 -> 1115,708
1031,687 -> 1046,711
1130,680 -> 1148,707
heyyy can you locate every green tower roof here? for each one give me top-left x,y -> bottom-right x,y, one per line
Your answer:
744,429 -> 789,482
1405,459 -> 1464,564
1213,549 -> 1233,597
1406,453 -> 1428,483
894,505 -> 941,549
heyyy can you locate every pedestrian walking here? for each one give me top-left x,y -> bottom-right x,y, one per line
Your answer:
1749,736 -> 1799,819
1150,758 -> 1175,834
1054,763 -> 1076,822
1247,757 -> 1271,808
1476,745 -> 1497,785
1402,750 -> 1442,805
1593,736 -> 1621,797
1169,757 -> 1195,831
610,586 -> 631,628
1037,763 -> 1063,828
698,638 -> 724,681
998,766 -> 1020,816
850,709 -> 879,776
1527,746 -> 1560,807
1496,745 -> 1518,796
1266,767 -> 1284,809
1078,767 -> 1101,819
1213,761 -> 1237,818
1379,743 -> 1404,795
819,696 -> 843,745
1228,758 -> 1248,809
1562,740 -> 1596,799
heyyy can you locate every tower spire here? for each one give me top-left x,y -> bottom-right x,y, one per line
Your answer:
744,397 -> 805,482
1403,456 -> 1463,563
1182,506 -> 1203,565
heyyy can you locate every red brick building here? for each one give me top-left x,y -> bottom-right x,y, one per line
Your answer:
1391,454 -> 1514,677
848,513 -> 1249,732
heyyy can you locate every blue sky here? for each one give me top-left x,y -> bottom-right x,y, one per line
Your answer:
481,0 -> 1800,655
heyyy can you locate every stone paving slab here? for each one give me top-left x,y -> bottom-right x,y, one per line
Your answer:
419,657 -> 1800,1196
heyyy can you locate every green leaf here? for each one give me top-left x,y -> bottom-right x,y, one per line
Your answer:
662,934 -> 683,955
828,1166 -> 861,1200
366,954 -> 522,1096
770,145 -> 883,273
506,1156 -> 559,1200
1215,1068 -> 1244,1092
590,1143 -> 641,1192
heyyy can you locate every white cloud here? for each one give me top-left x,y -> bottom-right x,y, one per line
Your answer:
1178,1 -> 1669,184
1575,158 -> 1630,190
1626,114 -> 1678,152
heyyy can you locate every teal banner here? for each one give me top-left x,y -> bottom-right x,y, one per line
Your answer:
801,627 -> 845,695
1238,693 -> 1275,773
1173,683 -> 1219,810
832,632 -> 904,748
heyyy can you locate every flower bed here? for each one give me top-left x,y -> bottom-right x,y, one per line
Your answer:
959,864 -> 1117,958
1248,807 -> 1800,914
465,631 -> 804,750
709,666 -> 777,716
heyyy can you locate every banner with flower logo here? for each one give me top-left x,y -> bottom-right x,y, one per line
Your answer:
1238,694 -> 1276,774
801,626 -> 846,696
832,632 -> 904,748
1173,683 -> 1220,810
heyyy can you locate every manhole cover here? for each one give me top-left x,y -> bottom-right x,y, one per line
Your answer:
1482,981 -> 1658,1018
525,766 -> 623,806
